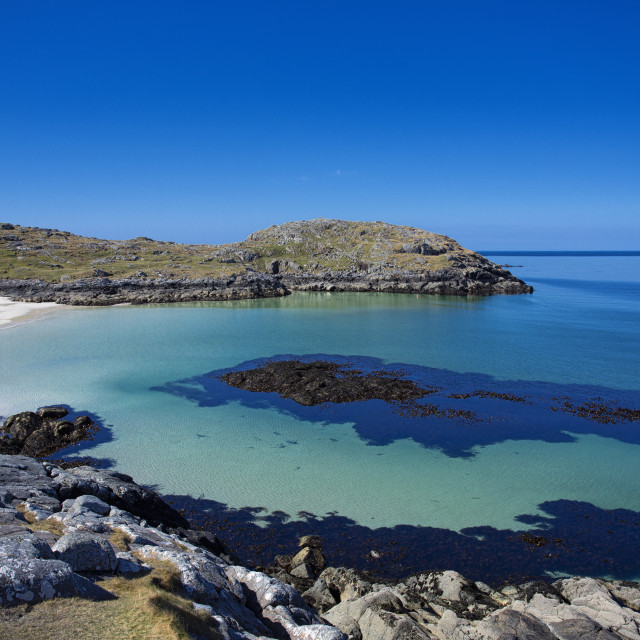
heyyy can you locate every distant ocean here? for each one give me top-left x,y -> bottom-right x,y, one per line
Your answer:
1,251 -> 639,584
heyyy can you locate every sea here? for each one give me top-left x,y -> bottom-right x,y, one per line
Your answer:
1,252 -> 639,584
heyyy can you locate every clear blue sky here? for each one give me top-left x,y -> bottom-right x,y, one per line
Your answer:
1,1 -> 638,249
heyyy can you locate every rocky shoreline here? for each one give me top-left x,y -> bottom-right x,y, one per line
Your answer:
0,264 -> 531,306
2,409 -> 640,639
0,219 -> 533,305
0,272 -> 289,306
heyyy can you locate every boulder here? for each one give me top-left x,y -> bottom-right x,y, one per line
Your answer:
548,617 -> 622,640
115,551 -> 151,576
1,412 -> 42,445
291,547 -> 326,576
323,589 -> 427,640
302,578 -> 338,613
53,532 -> 117,572
319,567 -> 373,602
299,535 -> 323,549
0,558 -> 77,606
553,578 -> 640,640
37,406 -> 70,420
0,507 -> 27,525
67,494 -> 111,516
0,531 -> 54,561
478,608 -> 557,640
137,546 -> 270,636
291,563 -> 317,579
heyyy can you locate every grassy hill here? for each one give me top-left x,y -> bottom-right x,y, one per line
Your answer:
0,219 -> 487,283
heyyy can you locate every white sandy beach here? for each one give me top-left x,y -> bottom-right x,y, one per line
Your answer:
0,296 -> 61,327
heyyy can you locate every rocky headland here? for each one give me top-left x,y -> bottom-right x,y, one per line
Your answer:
0,219 -> 532,305
2,408 -> 640,639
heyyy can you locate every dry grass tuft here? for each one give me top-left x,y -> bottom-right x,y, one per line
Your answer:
13,503 -> 66,537
149,563 -> 183,594
145,592 -> 222,639
110,528 -> 134,551
0,565 -> 222,640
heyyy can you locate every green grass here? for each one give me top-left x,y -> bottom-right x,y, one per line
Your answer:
0,219 -> 477,284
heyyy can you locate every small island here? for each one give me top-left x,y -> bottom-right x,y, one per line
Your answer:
0,219 -> 532,305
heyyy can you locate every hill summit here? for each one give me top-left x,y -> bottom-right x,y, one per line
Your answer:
0,219 -> 532,304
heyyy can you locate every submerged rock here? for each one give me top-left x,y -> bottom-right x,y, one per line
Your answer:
221,360 -> 429,406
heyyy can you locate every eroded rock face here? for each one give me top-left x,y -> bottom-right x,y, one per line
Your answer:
0,272 -> 290,305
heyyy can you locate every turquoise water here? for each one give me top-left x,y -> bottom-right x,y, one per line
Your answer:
1,254 -> 639,580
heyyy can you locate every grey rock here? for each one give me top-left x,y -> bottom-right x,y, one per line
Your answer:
265,605 -> 348,640
225,565 -> 346,639
227,565 -> 312,614
0,558 -> 76,606
53,464 -> 188,528
320,567 -> 374,602
67,493 -> 111,516
115,551 -> 151,575
0,531 -> 54,560
72,573 -> 116,601
299,535 -> 323,549
21,501 -> 55,521
358,607 -> 431,640
58,511 -> 112,533
0,458 -> 60,511
549,617 -> 623,640
138,546 -> 270,637
292,563 -> 318,580
479,608 -> 557,640
605,581 -> 640,612
302,578 -> 338,613
553,578 -> 640,640
0,524 -> 31,538
291,547 -> 326,576
53,531 -> 117,572
324,589 -> 428,640
0,507 -> 27,524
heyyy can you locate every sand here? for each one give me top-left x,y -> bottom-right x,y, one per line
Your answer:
0,296 -> 61,327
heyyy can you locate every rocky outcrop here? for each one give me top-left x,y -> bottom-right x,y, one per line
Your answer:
241,219 -> 533,296
277,266 -> 531,296
2,452 -> 640,639
0,453 -> 346,639
221,360 -> 429,406
0,272 -> 289,305
0,407 -> 97,457
295,566 -> 640,640
0,219 -> 532,304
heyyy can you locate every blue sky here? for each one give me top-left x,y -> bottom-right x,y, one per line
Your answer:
1,1 -> 638,249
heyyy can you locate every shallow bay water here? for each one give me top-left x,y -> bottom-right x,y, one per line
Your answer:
1,253 -> 639,581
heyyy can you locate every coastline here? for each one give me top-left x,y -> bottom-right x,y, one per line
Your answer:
2,432 -> 640,640
0,296 -> 62,328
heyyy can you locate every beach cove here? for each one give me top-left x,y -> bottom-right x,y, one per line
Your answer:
1,253 -> 639,584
